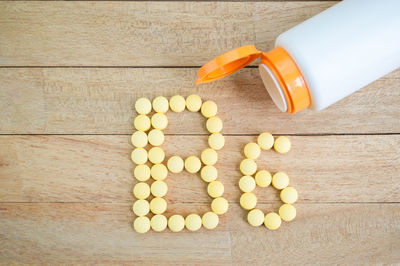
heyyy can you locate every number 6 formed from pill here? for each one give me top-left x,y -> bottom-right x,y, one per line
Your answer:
131,95 -> 229,233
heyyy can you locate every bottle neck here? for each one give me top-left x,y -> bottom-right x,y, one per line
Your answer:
259,47 -> 311,113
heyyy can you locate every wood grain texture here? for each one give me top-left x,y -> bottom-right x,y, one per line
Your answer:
1,68 -> 399,134
0,202 -> 399,264
1,135 -> 399,203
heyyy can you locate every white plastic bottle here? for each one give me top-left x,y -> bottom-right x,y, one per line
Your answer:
196,0 -> 400,113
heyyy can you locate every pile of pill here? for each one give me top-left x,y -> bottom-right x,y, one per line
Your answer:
131,95 -> 228,233
239,133 -> 298,230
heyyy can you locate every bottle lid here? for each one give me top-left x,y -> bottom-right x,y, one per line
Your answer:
195,45 -> 262,84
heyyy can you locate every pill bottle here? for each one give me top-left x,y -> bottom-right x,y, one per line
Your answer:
196,0 -> 400,113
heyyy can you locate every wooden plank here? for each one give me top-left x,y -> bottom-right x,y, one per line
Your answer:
0,2 -> 336,66
0,135 -> 398,203
1,68 -> 399,134
0,202 -> 398,264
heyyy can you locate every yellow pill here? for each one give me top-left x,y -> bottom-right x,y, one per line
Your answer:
200,165 -> 218,182
239,176 -> 256,192
208,133 -> 225,150
272,172 -> 289,190
274,136 -> 291,154
257,132 -> 274,150
202,212 -> 219,230
134,164 -> 151,182
279,203 -> 296,222
168,214 -> 185,232
247,209 -> 265,227
133,182 -> 150,199
150,197 -> 167,214
148,129 -> 164,146
133,216 -> 150,234
186,94 -> 202,112
132,199 -> 150,216
131,148 -> 148,165
131,131 -> 148,148
207,181 -> 224,198
280,187 -> 298,204
211,197 -> 229,215
185,214 -> 202,232
152,96 -> 169,113
167,156 -> 184,173
151,164 -> 168,180
151,180 -> 168,197
134,115 -> 151,132
255,170 -> 272,187
135,97 -> 152,115
201,148 -> 218,166
151,214 -> 168,232
201,100 -> 218,118
244,142 -> 261,159
148,147 -> 165,164
151,113 -> 168,130
264,212 -> 282,230
185,156 -> 202,173
240,192 -> 257,210
206,116 -> 223,133
169,95 -> 186,112
239,159 -> 257,176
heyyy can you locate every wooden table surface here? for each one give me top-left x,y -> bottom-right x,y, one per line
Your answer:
0,1 -> 399,264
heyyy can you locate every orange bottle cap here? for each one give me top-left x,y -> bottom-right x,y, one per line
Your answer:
195,45 -> 262,84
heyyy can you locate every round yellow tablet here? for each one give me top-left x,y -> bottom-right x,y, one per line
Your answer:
151,113 -> 168,130
200,165 -> 218,182
131,148 -> 148,165
132,199 -> 150,216
239,159 -> 257,176
169,95 -> 186,112
279,204 -> 296,222
148,146 -> 165,164
247,209 -> 265,227
151,214 -> 168,232
151,164 -> 168,180
167,156 -> 184,173
201,100 -> 218,118
240,192 -> 257,210
134,115 -> 151,132
134,164 -> 151,182
201,148 -> 218,166
133,182 -> 150,199
135,97 -> 152,115
186,94 -> 202,112
185,214 -> 202,232
151,180 -> 168,197
272,172 -> 289,190
168,214 -> 185,232
239,176 -> 256,193
257,132 -> 274,150
148,129 -> 164,146
264,212 -> 282,230
185,156 -> 202,173
208,133 -> 225,150
207,181 -> 224,198
133,216 -> 150,234
202,212 -> 219,230
206,116 -> 223,133
131,131 -> 148,148
152,96 -> 169,113
280,187 -> 298,204
211,197 -> 229,215
150,197 -> 167,214
244,142 -> 261,159
274,136 -> 291,154
255,170 -> 272,187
